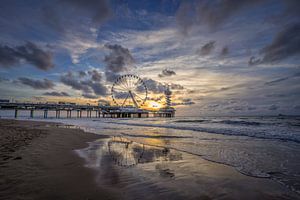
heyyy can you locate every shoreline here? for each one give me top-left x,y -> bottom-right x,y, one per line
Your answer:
1,119 -> 299,200
0,119 -> 116,200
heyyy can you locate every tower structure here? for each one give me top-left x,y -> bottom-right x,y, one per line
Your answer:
164,85 -> 172,108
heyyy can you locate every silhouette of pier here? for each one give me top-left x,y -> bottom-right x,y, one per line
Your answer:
0,102 -> 175,118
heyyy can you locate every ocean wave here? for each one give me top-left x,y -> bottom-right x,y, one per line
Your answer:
218,120 -> 261,126
106,121 -> 300,143
173,119 -> 210,123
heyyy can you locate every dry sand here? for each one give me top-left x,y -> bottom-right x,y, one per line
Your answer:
0,119 -> 115,200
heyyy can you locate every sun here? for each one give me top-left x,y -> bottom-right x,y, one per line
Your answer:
142,101 -> 163,110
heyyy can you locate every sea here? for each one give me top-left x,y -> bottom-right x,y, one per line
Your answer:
1,111 -> 300,194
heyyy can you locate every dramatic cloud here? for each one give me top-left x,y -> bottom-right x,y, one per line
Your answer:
43,91 -> 70,96
173,98 -> 195,106
60,70 -> 107,97
176,0 -> 264,33
18,77 -> 55,89
62,0 -> 111,24
176,2 -> 194,35
141,78 -> 185,94
142,78 -> 166,94
220,46 -> 229,56
104,44 -> 134,82
197,41 -> 216,55
84,80 -> 107,96
170,83 -> 184,90
249,23 -> 300,65
60,72 -> 91,93
158,69 -> 176,78
78,71 -> 87,77
42,0 -> 111,33
88,69 -> 102,82
0,42 -> 54,70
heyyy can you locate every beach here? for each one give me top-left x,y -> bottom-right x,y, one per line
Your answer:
0,119 -> 115,200
1,118 -> 300,200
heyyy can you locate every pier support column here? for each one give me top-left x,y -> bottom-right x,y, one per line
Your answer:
90,110 -> 92,118
77,110 -> 80,118
86,110 -> 89,118
44,110 -> 48,118
30,110 -> 34,118
69,110 -> 72,118
14,109 -> 18,118
80,110 -> 82,118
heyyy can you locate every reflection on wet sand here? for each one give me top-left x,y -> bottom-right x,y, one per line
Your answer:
76,137 -> 299,200
108,136 -> 182,168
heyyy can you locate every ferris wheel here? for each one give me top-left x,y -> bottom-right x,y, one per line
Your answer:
111,74 -> 147,108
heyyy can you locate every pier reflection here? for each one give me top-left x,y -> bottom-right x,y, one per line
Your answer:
107,136 -> 182,168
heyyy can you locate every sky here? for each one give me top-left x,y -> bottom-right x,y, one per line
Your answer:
0,0 -> 299,116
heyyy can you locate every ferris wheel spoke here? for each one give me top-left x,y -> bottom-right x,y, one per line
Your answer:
134,94 -> 145,105
123,77 -> 130,89
116,83 -> 128,91
114,86 -> 127,92
121,93 -> 130,106
119,79 -> 129,90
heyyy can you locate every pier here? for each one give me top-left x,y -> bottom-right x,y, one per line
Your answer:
0,102 -> 175,119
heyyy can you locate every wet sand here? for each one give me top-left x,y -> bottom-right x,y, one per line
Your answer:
0,119 -> 115,200
1,119 -> 299,200
77,136 -> 300,200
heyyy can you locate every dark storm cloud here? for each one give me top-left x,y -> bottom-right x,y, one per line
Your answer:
0,42 -> 54,70
88,69 -> 102,82
176,0 -> 264,33
104,44 -> 134,82
249,23 -> 300,65
104,44 -> 134,73
60,72 -> 91,93
42,0 -> 111,33
220,46 -> 229,56
142,78 -> 166,94
105,70 -> 119,82
18,77 -> 55,89
175,2 -> 194,35
83,80 -> 107,95
62,0 -> 111,24
78,71 -> 87,77
197,41 -> 216,55
158,69 -> 176,78
43,91 -> 70,96
283,0 -> 300,17
141,78 -> 185,94
60,71 -> 107,97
